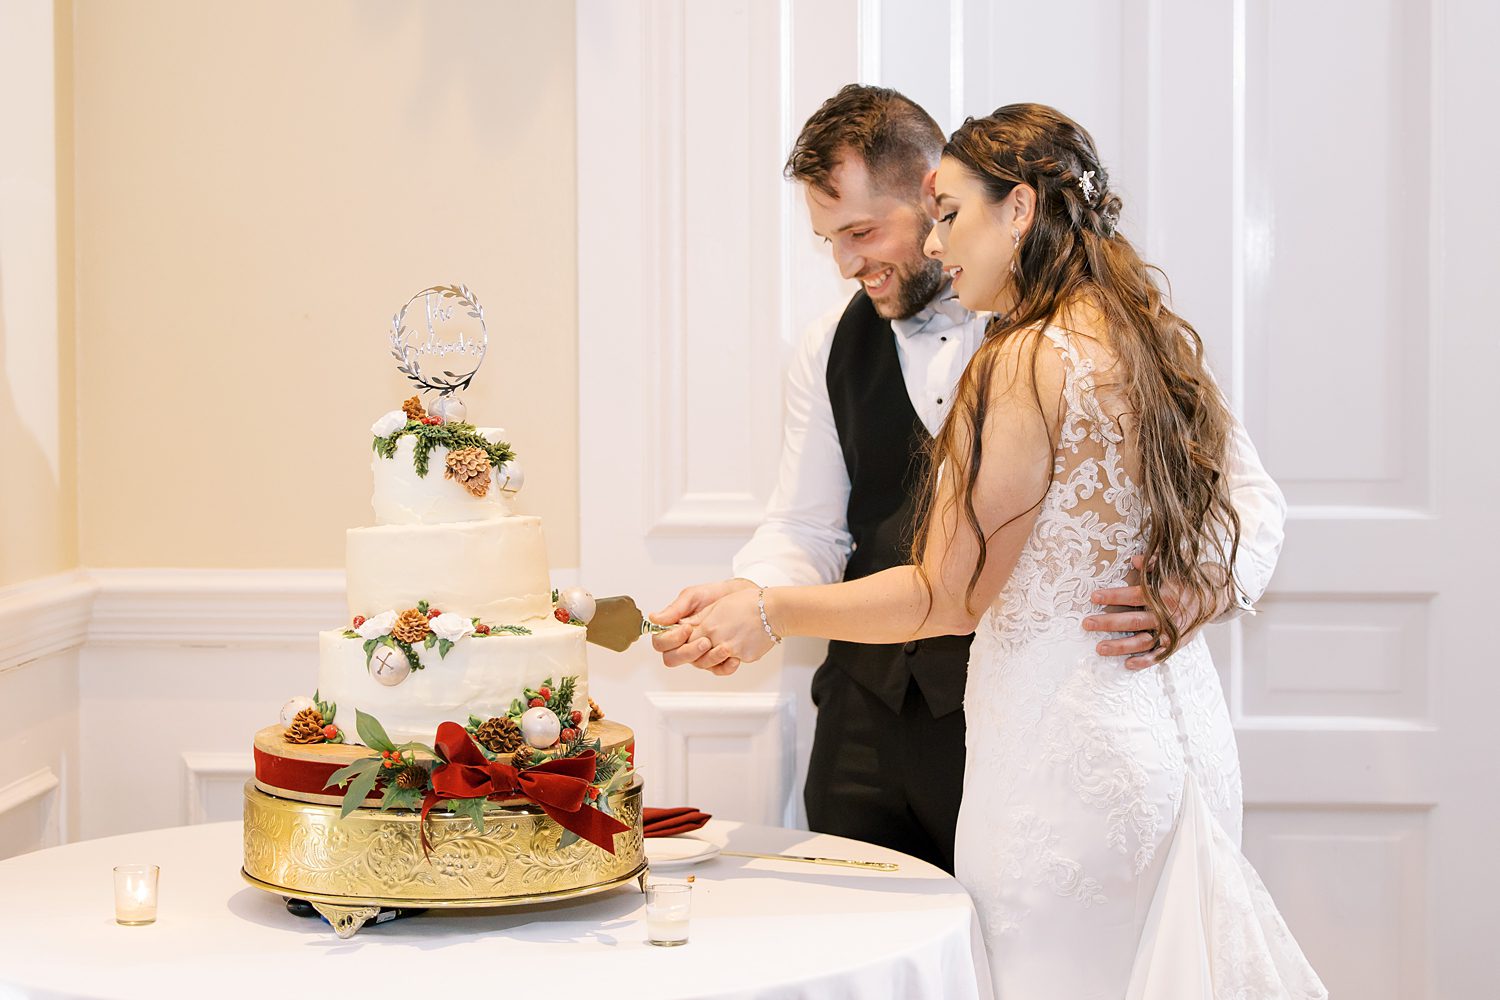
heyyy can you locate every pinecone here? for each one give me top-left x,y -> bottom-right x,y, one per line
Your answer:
284,707 -> 325,744
588,697 -> 604,722
510,744 -> 534,768
395,764 -> 430,791
401,395 -> 426,421
391,608 -> 430,644
474,716 -> 524,754
444,446 -> 491,498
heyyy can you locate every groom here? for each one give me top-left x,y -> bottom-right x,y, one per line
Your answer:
651,85 -> 1285,873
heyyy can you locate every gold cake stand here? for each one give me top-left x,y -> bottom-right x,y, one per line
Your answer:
241,777 -> 648,937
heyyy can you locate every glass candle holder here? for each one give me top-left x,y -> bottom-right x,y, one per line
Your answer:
645,882 -> 691,946
113,864 -> 159,925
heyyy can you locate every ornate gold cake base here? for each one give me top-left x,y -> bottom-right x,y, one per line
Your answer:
241,777 -> 647,937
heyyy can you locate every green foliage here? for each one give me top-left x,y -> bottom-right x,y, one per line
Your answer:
328,757 -> 383,820
548,676 -> 578,717
313,690 -> 337,725
371,419 -> 516,480
474,623 -> 530,638
435,797 -> 487,835
380,783 -> 425,812
355,710 -> 396,754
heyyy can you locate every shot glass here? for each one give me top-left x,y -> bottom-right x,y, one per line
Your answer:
113,864 -> 159,925
645,882 -> 691,946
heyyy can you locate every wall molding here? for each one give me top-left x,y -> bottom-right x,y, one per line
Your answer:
0,571 -> 94,674
87,568 -> 345,647
0,766 -> 60,820
0,566 -> 583,654
645,690 -> 795,825
182,752 -> 254,825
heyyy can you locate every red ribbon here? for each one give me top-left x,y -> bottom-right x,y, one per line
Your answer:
419,721 -> 628,855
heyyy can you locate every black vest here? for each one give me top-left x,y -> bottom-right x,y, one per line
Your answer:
824,290 -> 972,717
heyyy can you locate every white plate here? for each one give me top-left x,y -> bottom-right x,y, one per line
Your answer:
644,836 -> 721,868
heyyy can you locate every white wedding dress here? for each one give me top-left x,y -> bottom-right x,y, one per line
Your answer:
955,327 -> 1327,999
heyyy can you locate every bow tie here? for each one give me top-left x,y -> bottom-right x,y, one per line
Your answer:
891,290 -> 970,338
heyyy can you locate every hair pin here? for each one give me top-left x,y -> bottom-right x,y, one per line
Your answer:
1078,170 -> 1097,201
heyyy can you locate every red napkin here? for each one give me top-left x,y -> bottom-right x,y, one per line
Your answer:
643,806 -> 712,838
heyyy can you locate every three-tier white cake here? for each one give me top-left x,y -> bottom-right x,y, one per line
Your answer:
315,422 -> 590,744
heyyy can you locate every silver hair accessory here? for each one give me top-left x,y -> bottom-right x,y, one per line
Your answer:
1078,170 -> 1097,201
389,284 -> 488,397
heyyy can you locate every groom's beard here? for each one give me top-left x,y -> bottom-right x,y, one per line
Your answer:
872,255 -> 946,321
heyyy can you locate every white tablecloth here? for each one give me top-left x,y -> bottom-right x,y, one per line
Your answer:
0,819 -> 991,999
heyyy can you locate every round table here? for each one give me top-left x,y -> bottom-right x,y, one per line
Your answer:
0,820 -> 991,999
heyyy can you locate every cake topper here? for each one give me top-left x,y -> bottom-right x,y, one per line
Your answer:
389,284 -> 488,406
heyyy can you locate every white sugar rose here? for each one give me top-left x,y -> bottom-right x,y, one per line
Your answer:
371,410 -> 407,437
355,610 -> 397,639
429,612 -> 475,642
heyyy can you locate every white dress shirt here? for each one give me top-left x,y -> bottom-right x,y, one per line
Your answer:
733,287 -> 1285,620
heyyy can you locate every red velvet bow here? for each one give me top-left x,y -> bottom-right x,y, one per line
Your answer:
419,721 -> 628,855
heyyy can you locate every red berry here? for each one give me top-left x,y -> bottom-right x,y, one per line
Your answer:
554,608 -> 570,623
529,697 -> 545,709
538,686 -> 552,700
586,786 -> 599,801
474,624 -> 490,635
352,615 -> 366,628
571,710 -> 583,725
322,724 -> 338,739
561,728 -> 578,742
383,759 -> 398,769
426,608 -> 441,619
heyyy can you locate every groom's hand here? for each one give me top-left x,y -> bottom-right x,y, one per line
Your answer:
1084,555 -> 1181,671
650,578 -> 758,668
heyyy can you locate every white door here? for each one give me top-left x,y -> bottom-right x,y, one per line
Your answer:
577,2 -> 1500,994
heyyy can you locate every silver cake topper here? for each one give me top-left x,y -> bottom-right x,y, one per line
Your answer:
389,284 -> 488,396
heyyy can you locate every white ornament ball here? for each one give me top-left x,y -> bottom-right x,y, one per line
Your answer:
370,645 -> 411,687
430,394 -> 467,424
558,586 -> 597,625
520,706 -> 562,748
497,460 -> 524,495
279,696 -> 315,727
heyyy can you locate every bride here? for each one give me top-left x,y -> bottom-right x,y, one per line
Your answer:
681,104 -> 1326,999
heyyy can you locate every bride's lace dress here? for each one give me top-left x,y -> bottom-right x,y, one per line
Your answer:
955,326 -> 1326,999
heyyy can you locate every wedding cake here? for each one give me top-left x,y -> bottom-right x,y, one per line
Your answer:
242,371 -> 645,934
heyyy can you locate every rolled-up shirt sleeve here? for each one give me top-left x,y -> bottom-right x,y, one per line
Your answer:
732,310 -> 854,589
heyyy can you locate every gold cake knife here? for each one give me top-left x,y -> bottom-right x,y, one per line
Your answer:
584,595 -> 672,652
720,851 -> 899,871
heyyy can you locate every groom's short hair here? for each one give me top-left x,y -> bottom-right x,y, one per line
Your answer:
786,84 -> 945,201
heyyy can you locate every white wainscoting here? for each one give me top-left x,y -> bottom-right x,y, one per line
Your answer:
181,752 -> 255,826
0,767 -> 61,861
0,567 -> 569,845
644,691 -> 795,826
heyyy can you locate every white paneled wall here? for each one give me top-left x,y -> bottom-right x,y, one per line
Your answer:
577,1 -> 1500,996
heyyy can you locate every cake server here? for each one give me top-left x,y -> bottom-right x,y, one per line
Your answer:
585,595 -> 672,652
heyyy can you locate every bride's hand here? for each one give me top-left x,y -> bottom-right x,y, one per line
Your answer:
685,588 -> 777,676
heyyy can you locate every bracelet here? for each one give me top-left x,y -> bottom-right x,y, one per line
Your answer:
757,588 -> 782,644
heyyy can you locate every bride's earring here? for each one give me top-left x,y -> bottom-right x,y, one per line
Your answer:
1010,228 -> 1021,277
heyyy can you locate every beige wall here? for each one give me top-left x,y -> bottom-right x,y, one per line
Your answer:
0,0 -> 78,588
74,0 -> 579,569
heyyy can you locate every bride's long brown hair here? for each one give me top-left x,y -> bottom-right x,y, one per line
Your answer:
913,103 -> 1242,657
